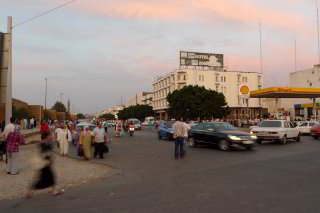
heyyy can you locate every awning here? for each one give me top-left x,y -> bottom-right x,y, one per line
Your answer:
250,87 -> 320,98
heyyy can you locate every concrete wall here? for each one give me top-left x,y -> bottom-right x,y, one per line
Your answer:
29,105 -> 43,122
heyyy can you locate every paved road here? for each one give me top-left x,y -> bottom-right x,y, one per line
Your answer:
1,129 -> 320,213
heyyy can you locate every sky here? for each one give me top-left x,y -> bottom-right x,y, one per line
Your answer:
0,0 -> 319,113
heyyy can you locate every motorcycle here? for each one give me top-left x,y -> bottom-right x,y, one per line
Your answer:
129,125 -> 135,136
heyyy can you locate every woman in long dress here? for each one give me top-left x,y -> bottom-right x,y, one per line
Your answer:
59,125 -> 72,157
79,126 -> 92,160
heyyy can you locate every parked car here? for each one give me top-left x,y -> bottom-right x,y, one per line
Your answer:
251,120 -> 300,144
296,121 -> 318,134
188,122 -> 256,151
188,121 -> 199,128
128,118 -> 141,130
311,123 -> 320,139
158,121 -> 175,141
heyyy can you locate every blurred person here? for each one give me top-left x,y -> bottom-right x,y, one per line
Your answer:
6,125 -> 26,175
172,117 -> 187,159
30,118 -> 34,129
54,124 -> 62,148
80,126 -> 92,160
2,117 -> 16,161
20,119 -> 24,130
25,131 -> 63,199
115,120 -> 121,137
92,122 -> 106,159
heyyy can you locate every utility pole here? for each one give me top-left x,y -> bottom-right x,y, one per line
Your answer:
259,22 -> 263,74
45,78 -> 47,110
5,16 -> 12,125
295,34 -> 297,72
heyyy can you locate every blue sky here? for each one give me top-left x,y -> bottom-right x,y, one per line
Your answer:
0,0 -> 319,113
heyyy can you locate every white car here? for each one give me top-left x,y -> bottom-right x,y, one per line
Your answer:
251,120 -> 301,144
296,121 -> 318,134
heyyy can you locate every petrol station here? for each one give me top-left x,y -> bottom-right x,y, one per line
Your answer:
250,87 -> 320,120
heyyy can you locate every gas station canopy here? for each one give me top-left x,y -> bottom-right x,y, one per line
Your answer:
250,87 -> 320,99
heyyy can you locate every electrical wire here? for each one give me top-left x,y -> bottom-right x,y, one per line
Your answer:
12,0 -> 80,29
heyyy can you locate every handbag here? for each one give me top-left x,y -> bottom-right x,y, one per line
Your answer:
78,145 -> 84,156
103,144 -> 109,153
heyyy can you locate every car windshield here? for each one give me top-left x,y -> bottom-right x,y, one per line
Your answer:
259,121 -> 282,127
166,121 -> 174,128
214,123 -> 237,131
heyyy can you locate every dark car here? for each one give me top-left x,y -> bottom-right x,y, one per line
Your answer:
158,121 -> 175,141
188,122 -> 256,151
311,123 -> 320,139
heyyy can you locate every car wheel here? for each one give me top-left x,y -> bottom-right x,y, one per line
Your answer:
256,139 -> 262,144
158,132 -> 162,140
245,146 -> 253,150
295,133 -> 301,142
218,140 -> 229,151
280,135 -> 287,144
188,138 -> 197,147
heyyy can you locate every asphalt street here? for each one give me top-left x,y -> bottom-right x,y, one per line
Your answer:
1,128 -> 320,213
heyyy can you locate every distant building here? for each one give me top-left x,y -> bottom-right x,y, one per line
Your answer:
127,92 -> 153,107
152,68 -> 267,120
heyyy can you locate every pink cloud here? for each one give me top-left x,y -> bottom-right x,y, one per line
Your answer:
71,0 -> 304,29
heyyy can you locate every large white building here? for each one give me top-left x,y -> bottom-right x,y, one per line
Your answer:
152,68 -> 267,120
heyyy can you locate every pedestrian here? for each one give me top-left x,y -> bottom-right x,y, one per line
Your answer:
20,119 -> 24,130
59,124 -> 71,157
92,122 -> 106,159
6,125 -> 26,175
25,131 -> 63,198
34,119 -> 37,129
80,126 -> 92,160
54,124 -> 62,148
103,120 -> 108,133
115,120 -> 121,137
2,117 -> 16,161
24,118 -> 28,130
172,117 -> 187,159
30,118 -> 34,129
183,119 -> 191,156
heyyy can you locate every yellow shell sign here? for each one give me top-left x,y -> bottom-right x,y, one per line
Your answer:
240,85 -> 249,95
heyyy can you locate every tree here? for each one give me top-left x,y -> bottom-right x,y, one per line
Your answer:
76,113 -> 86,119
12,106 -> 35,120
99,113 -> 115,120
167,85 -> 230,120
51,101 -> 67,112
117,105 -> 153,120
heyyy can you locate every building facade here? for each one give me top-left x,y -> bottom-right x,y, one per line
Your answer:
127,92 -> 153,107
152,68 -> 267,120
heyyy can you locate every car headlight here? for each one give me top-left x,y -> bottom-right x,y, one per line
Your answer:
250,135 -> 257,139
228,135 -> 241,141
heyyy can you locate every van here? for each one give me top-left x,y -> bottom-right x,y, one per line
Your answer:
142,117 -> 155,126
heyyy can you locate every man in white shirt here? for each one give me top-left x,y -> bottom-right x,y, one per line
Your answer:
92,122 -> 106,159
172,117 -> 187,159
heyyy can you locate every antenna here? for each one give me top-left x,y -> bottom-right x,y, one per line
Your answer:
317,0 -> 320,63
295,33 -> 297,72
259,22 -> 263,74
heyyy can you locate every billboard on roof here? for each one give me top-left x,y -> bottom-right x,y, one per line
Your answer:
180,51 -> 224,68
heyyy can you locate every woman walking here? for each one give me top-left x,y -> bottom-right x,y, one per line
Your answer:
6,125 -> 26,175
79,126 -> 92,160
115,120 -> 121,137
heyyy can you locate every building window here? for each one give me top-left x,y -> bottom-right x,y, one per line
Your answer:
199,75 -> 201,81
224,77 -> 226,82
224,87 -> 226,93
310,83 -> 313,86
221,76 -> 223,82
216,85 -> 219,91
216,75 -> 219,82
178,75 -> 181,81
258,76 -> 261,83
246,77 -> 248,83
238,76 -> 240,83
184,75 -> 186,81
202,75 -> 204,81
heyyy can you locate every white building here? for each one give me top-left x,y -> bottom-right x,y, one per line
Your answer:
127,92 -> 153,107
152,68 -> 267,120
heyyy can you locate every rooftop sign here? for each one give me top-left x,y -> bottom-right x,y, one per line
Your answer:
180,51 -> 224,68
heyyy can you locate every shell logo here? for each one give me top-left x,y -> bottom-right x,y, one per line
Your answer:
240,85 -> 249,95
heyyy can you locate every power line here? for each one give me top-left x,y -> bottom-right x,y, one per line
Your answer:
12,0 -> 80,29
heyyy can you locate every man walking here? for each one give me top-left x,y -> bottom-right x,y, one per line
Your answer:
2,117 -> 16,162
172,117 -> 186,159
92,122 -> 106,159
